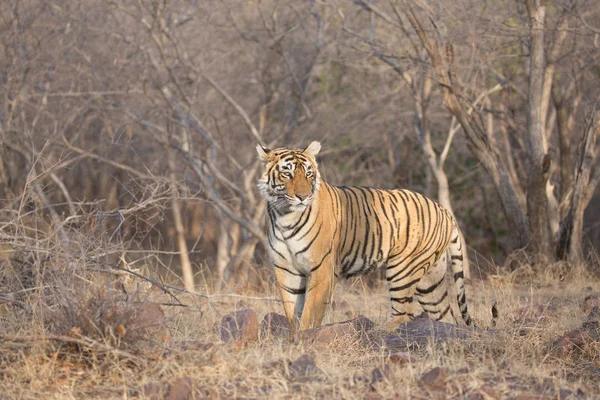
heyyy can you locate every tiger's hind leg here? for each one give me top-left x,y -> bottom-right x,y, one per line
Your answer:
384,257 -> 429,328
447,227 -> 473,326
415,252 -> 459,324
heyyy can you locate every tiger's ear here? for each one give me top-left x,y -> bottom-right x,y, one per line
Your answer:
304,141 -> 321,158
255,144 -> 272,164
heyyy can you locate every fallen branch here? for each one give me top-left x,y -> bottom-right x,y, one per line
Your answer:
87,258 -> 281,304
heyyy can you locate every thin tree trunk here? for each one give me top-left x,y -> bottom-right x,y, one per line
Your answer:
499,100 -> 526,210
416,74 -> 437,203
525,0 -> 551,259
546,181 -> 560,239
0,155 -> 14,205
418,75 -> 456,216
555,98 -> 573,201
553,79 -> 581,207
169,193 -> 195,291
216,216 -> 241,286
164,130 -> 195,292
216,223 -> 230,285
557,112 -> 600,263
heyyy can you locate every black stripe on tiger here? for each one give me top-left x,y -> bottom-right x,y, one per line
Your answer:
257,141 -> 476,331
280,284 -> 306,295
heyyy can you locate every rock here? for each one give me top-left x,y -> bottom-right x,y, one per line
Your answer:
550,306 -> 600,357
550,329 -> 595,357
288,354 -> 323,382
259,313 -> 290,339
370,364 -> 391,387
165,378 -> 193,400
581,317 -> 600,341
420,367 -> 447,389
586,306 -> 600,320
383,318 -> 481,351
301,316 -> 374,348
139,378 -> 194,400
216,309 -> 259,345
550,336 -> 576,358
583,294 -> 600,314
558,389 -> 576,399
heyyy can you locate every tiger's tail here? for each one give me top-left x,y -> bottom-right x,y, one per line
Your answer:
448,224 -> 473,326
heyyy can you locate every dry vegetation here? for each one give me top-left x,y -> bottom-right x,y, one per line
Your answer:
2,0 -> 600,399
1,212 -> 600,399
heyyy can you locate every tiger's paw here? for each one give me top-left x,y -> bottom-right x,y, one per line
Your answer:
382,315 -> 414,330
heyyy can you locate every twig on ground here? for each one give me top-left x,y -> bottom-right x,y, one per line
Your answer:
86,258 -> 282,306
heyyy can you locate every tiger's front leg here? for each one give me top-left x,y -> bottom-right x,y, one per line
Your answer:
274,264 -> 307,339
299,258 -> 335,331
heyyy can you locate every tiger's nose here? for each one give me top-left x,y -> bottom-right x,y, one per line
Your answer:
296,194 -> 309,201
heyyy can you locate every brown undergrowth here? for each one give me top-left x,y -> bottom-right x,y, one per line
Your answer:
1,217 -> 599,399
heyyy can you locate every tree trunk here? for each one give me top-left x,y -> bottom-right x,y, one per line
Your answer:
164,130 -> 195,292
169,194 -> 195,291
216,223 -> 230,285
553,79 -> 581,206
557,112 -> 600,263
498,100 -> 527,210
525,1 -> 551,260
417,75 -> 456,216
216,217 -> 241,286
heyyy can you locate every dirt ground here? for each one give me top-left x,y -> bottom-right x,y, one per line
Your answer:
1,249 -> 599,400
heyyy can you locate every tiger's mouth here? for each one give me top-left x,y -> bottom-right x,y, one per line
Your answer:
265,192 -> 314,213
286,194 -> 313,207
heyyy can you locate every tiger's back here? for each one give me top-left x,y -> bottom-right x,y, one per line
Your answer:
330,186 -> 454,280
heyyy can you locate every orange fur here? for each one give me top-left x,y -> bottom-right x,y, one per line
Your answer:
257,142 -> 472,334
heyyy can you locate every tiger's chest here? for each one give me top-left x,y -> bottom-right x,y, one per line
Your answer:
285,237 -> 315,274
270,209 -> 325,275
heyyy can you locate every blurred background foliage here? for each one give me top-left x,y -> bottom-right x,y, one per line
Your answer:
1,0 -> 599,290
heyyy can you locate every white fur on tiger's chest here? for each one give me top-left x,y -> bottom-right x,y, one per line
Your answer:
285,236 -> 316,275
272,209 -> 319,276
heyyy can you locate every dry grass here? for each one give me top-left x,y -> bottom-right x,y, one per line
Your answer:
1,218 -> 599,400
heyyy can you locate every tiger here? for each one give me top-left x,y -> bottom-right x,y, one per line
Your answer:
256,141 -> 473,334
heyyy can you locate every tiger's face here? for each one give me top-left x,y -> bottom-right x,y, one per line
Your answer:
256,141 -> 321,212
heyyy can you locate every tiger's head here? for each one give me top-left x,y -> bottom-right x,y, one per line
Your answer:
256,141 -> 321,212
